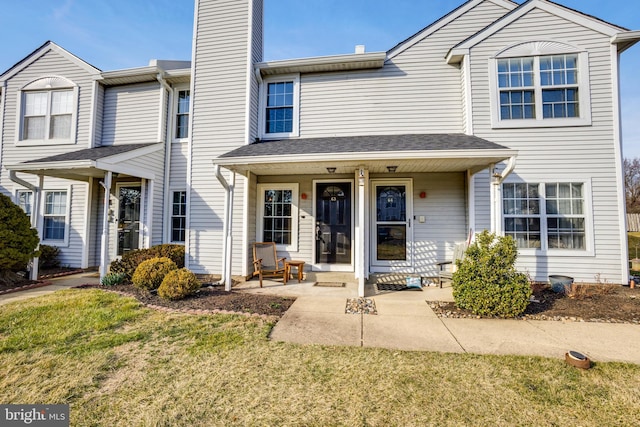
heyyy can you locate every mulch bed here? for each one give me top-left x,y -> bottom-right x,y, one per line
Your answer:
430,286 -> 640,324
76,284 -> 296,318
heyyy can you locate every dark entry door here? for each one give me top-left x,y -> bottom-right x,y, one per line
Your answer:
316,182 -> 351,264
117,185 -> 141,256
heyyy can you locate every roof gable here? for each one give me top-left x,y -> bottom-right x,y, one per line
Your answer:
0,41 -> 101,83
447,0 -> 629,63
387,0 -> 518,59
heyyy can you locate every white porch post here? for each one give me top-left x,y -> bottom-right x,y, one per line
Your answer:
99,171 -> 113,280
214,164 -> 235,292
357,167 -> 368,297
32,175 -> 45,280
490,157 -> 517,235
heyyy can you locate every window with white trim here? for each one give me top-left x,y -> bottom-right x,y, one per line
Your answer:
174,90 -> 190,140
260,75 -> 299,138
18,77 -> 78,144
503,182 -> 587,251
257,184 -> 298,251
491,41 -> 591,128
171,190 -> 186,243
16,190 -> 33,218
43,190 -> 68,243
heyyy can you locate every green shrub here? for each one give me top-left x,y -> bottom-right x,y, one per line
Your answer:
39,244 -> 61,269
158,268 -> 201,300
110,244 -> 185,283
101,272 -> 126,287
131,257 -> 177,291
452,230 -> 532,318
0,193 -> 39,271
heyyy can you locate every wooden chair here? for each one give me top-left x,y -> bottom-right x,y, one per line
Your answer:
436,242 -> 468,288
252,242 -> 287,287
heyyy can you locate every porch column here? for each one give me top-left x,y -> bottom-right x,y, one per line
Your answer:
214,164 -> 235,291
357,167 -> 368,297
99,171 -> 113,279
490,157 -> 517,235
32,175 -> 45,280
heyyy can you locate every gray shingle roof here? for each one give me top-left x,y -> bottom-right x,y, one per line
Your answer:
23,143 -> 158,164
219,134 -> 507,158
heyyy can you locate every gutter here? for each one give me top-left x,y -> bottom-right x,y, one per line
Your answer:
214,164 -> 235,291
157,72 -> 174,244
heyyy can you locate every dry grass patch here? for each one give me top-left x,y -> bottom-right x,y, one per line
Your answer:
1,290 -> 640,426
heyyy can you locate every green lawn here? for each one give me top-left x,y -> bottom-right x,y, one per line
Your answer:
1,290 -> 640,426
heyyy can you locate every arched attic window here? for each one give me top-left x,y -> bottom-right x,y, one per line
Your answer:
490,41 -> 591,128
18,76 -> 78,145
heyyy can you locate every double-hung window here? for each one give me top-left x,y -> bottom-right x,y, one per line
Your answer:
16,190 -> 34,220
491,42 -> 590,128
503,182 -> 589,252
174,89 -> 190,140
171,190 -> 187,243
18,77 -> 77,145
43,190 -> 69,243
257,184 -> 298,251
261,75 -> 299,138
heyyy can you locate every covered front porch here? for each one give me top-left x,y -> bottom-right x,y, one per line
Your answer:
214,134 -> 516,297
6,143 -> 164,280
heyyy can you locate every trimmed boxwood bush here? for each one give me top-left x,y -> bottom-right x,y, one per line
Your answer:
132,257 -> 177,291
452,230 -> 532,318
158,268 -> 201,300
110,244 -> 185,283
39,244 -> 61,269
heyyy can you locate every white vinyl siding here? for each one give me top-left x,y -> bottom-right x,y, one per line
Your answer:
469,7 -> 623,282
101,82 -> 161,146
189,0 -> 261,275
296,0 -> 511,138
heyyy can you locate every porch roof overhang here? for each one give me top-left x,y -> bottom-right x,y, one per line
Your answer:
5,143 -> 163,181
215,134 -> 516,176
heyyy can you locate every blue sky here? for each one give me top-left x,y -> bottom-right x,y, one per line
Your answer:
1,0 -> 638,156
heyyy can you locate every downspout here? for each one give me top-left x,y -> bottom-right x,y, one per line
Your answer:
214,164 -> 235,291
157,73 -> 174,244
490,156 -> 517,234
99,171 -> 113,279
9,171 -> 40,280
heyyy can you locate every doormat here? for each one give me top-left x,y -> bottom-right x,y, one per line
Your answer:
376,283 -> 423,292
313,282 -> 346,287
346,297 -> 377,315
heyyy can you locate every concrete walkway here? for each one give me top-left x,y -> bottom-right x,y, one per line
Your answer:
255,280 -> 640,365
0,272 -> 100,306
3,273 -> 640,365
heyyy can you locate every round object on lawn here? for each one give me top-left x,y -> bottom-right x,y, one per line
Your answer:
565,351 -> 591,369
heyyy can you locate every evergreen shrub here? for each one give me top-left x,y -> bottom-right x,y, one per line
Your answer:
131,257 -> 177,291
452,230 -> 532,318
158,268 -> 201,300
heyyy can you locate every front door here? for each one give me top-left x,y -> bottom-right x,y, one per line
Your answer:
315,182 -> 352,264
117,185 -> 141,256
371,180 -> 413,269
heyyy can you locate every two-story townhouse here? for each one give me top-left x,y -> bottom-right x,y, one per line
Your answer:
201,0 -> 639,295
0,42 -> 191,279
1,0 -> 638,297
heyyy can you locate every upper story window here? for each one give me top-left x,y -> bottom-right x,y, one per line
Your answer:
260,74 -> 300,139
174,89 -> 190,140
490,42 -> 591,128
18,77 -> 78,145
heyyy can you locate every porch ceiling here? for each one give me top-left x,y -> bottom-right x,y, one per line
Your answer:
5,143 -> 163,181
215,134 -> 516,176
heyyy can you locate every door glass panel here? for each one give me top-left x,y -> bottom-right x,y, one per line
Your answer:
376,186 -> 406,221
118,186 -> 141,256
376,225 -> 407,261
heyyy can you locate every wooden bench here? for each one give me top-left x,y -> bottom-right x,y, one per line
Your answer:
436,242 -> 468,288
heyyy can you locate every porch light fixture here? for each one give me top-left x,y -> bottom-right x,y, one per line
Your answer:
386,165 -> 397,173
326,167 -> 336,174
